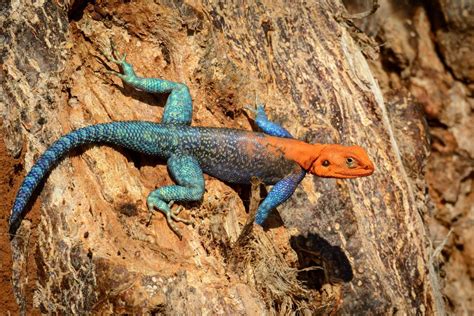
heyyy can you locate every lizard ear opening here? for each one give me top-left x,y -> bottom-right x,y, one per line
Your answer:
301,154 -> 320,172
308,157 -> 325,176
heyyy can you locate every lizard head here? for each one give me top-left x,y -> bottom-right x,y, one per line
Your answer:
309,144 -> 375,178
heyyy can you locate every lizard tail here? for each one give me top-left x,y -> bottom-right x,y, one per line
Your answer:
9,121 -> 163,237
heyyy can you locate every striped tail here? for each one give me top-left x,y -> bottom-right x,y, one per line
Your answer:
9,121 -> 162,236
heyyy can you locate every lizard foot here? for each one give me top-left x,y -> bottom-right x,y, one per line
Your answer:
244,103 -> 265,114
99,41 -> 135,82
165,206 -> 193,240
244,104 -> 267,120
100,40 -> 127,66
147,199 -> 192,240
170,205 -> 192,225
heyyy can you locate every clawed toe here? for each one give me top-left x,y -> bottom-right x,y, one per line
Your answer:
165,208 -> 192,239
148,201 -> 192,239
244,104 -> 257,114
170,208 -> 192,225
100,41 -> 127,66
165,212 -> 184,240
107,53 -> 127,65
104,52 -> 126,66
105,69 -> 125,79
244,104 -> 266,117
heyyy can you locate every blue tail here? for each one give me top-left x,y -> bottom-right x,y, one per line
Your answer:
9,121 -> 164,236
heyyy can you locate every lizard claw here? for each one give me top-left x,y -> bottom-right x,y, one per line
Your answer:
165,211 -> 184,240
165,206 -> 192,239
147,199 -> 192,239
101,41 -> 127,66
170,206 -> 192,225
244,103 -> 265,113
107,52 -> 127,66
244,104 -> 266,120
104,69 -> 125,80
99,41 -> 137,83
244,104 -> 257,114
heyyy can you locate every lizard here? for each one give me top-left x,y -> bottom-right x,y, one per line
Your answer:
9,46 -> 375,239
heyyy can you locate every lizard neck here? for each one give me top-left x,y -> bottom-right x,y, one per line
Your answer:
263,136 -> 326,170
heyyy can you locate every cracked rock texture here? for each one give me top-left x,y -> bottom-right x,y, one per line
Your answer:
348,0 -> 473,314
0,0 -> 455,314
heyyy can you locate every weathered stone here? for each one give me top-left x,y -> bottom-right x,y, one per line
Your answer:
1,0 -> 447,313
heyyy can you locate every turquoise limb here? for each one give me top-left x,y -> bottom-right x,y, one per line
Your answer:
248,104 -> 293,138
255,168 -> 306,225
146,155 -> 205,238
105,47 -> 193,125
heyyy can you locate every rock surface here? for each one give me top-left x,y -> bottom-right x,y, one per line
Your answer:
0,0 -> 452,313
348,0 -> 474,314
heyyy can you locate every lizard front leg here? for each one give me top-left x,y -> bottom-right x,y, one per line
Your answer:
103,44 -> 193,125
147,155 -> 205,238
246,104 -> 293,138
255,168 -> 306,225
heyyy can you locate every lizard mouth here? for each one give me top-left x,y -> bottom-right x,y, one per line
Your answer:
335,167 -> 374,178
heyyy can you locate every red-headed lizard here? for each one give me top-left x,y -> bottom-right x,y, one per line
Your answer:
9,47 -> 375,238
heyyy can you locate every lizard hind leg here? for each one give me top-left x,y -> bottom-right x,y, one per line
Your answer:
146,155 -> 204,238
103,43 -> 193,125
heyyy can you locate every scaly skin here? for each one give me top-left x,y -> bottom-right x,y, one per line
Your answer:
9,46 -> 375,238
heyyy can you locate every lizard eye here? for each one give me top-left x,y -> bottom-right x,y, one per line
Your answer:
322,160 -> 330,167
346,157 -> 356,168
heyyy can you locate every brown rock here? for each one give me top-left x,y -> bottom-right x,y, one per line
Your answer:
2,0 -> 447,314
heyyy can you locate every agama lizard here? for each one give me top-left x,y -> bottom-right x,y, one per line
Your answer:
9,46 -> 375,238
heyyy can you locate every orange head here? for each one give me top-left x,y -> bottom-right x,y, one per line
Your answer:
309,144 -> 375,178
